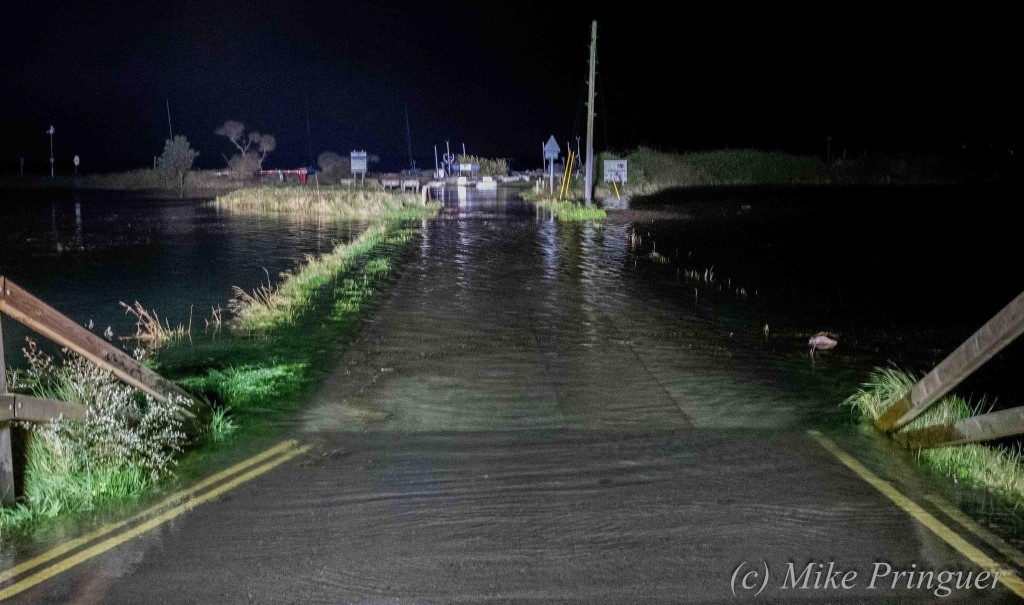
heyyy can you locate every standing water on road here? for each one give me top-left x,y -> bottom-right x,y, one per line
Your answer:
5,184 -> 1024,602
305,183 -> 1024,434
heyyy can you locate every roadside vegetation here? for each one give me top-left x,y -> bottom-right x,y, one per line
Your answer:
213,185 -> 438,220
597,147 -> 828,199
455,154 -> 508,177
521,190 -> 606,221
845,367 -> 1024,503
0,342 -> 189,529
0,189 -> 434,538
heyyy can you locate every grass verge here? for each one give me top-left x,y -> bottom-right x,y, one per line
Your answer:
0,189 -> 430,538
213,185 -> 440,220
845,367 -> 1024,502
598,147 -> 828,199
521,190 -> 606,221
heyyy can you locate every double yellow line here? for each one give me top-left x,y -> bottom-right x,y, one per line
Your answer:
810,430 -> 1024,599
0,439 -> 310,600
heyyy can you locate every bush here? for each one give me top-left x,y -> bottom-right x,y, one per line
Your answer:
6,341 -> 188,520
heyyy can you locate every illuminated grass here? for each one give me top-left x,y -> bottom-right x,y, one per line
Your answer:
229,224 -> 390,330
845,367 -> 1024,502
1,344 -> 187,536
2,219 -> 418,538
521,192 -> 606,221
213,185 -> 440,220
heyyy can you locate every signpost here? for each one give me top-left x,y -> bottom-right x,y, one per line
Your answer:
73,155 -> 80,176
350,150 -> 368,185
543,135 -> 560,194
603,158 -> 628,200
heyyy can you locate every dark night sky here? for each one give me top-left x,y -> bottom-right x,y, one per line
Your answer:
1,2 -> 1019,173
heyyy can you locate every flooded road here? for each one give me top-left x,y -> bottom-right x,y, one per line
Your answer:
4,185 -> 1024,602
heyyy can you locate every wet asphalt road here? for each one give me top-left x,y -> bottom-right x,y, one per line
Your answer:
6,188 -> 1022,603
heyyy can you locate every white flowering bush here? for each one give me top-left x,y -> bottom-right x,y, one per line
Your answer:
14,340 -> 188,515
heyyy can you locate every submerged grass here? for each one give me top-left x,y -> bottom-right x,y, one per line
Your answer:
521,191 -> 607,222
845,367 -> 1024,502
213,185 -> 440,220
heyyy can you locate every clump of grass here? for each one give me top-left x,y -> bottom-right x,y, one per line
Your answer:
845,367 -> 1024,502
180,363 -> 307,409
120,301 -> 191,346
208,407 -> 238,442
522,193 -> 607,222
213,185 -> 439,220
1,341 -> 188,534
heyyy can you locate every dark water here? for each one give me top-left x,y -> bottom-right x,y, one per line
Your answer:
0,189 -> 367,364
2,184 -> 1021,413
625,185 -> 1024,411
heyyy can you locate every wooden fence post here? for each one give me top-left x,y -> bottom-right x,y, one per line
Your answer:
1,314 -> 13,505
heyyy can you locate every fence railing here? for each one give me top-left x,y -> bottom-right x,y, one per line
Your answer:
0,276 -> 197,504
875,289 -> 1024,449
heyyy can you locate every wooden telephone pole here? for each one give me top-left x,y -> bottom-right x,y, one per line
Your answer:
584,20 -> 597,206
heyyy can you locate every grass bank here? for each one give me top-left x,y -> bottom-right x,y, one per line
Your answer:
845,367 -> 1024,502
597,147 -> 828,199
213,185 -> 439,220
0,169 -> 253,192
520,189 -> 606,221
0,189 -> 434,538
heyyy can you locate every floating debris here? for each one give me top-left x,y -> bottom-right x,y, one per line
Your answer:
808,331 -> 838,357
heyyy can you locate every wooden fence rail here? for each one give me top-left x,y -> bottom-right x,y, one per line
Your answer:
0,275 -> 198,505
876,289 -> 1024,450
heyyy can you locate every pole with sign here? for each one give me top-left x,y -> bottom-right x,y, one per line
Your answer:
543,135 -> 560,194
73,155 -> 80,176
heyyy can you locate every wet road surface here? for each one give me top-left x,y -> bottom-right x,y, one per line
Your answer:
5,188 -> 1023,603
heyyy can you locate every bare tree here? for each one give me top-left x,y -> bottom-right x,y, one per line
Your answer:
215,120 -> 276,176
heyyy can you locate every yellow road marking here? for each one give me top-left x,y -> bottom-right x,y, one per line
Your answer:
925,494 -> 1024,572
808,430 -> 1024,599
0,439 -> 297,585
0,442 -> 308,599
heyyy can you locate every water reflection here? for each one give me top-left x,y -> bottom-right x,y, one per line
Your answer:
0,190 -> 369,363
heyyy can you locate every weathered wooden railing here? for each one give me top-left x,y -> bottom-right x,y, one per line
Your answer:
874,289 -> 1024,449
0,276 -> 197,504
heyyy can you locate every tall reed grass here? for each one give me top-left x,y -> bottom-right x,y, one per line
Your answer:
213,185 -> 438,220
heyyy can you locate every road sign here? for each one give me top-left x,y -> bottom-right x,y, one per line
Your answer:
350,150 -> 368,175
543,136 -> 560,160
73,155 -> 80,167
455,163 -> 479,173
604,158 -> 628,183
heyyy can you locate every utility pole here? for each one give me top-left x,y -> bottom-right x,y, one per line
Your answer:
46,125 -> 55,178
584,20 -> 597,206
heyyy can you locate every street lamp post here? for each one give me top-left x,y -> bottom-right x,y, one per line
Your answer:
46,125 -> 55,178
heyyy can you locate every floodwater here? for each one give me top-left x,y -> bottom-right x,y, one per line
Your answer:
0,189 -> 367,364
2,184 -> 1021,425
4,183 -> 1024,601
